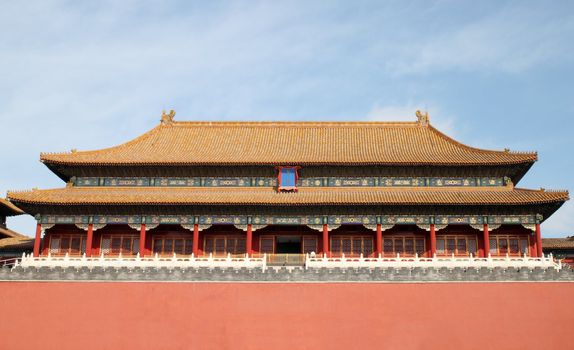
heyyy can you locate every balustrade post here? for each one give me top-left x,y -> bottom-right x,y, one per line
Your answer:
322,224 -> 329,257
33,223 -> 42,257
483,223 -> 490,258
139,223 -> 147,257
85,223 -> 94,257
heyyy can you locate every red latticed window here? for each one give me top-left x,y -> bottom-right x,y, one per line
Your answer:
330,236 -> 374,257
436,235 -> 477,256
260,237 -> 275,254
204,235 -> 246,256
152,236 -> 193,256
383,236 -> 426,257
100,235 -> 139,256
49,235 -> 86,256
489,235 -> 530,256
383,239 -> 393,254
302,236 -> 318,254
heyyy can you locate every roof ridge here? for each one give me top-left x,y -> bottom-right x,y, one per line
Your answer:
427,125 -> 538,158
171,120 -> 421,127
40,124 -> 163,158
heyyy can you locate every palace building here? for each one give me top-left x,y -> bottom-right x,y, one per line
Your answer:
6,111 -> 569,264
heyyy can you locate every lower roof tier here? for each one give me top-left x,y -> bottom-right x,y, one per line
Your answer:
0,198 -> 24,216
8,186 -> 568,206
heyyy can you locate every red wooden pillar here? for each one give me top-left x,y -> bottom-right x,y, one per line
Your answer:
483,224 -> 490,257
430,224 -> 436,257
530,232 -> 537,257
536,223 -> 542,257
33,223 -> 42,257
322,224 -> 329,257
192,223 -> 199,256
139,223 -> 146,257
85,223 -> 94,257
376,224 -> 382,257
246,224 -> 253,256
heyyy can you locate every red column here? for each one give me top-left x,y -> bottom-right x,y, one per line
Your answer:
33,223 -> 42,257
483,224 -> 490,258
139,223 -> 146,257
430,224 -> 436,257
530,232 -> 537,257
536,223 -> 542,257
246,224 -> 253,256
322,224 -> 329,257
376,224 -> 382,257
85,223 -> 94,257
192,223 -> 199,256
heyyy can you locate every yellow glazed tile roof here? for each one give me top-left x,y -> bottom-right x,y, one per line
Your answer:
0,236 -> 33,250
0,227 -> 26,239
0,198 -> 24,216
40,119 -> 537,166
542,238 -> 574,249
7,187 -> 568,206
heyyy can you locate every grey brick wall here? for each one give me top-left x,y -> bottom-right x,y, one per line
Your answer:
1,265 -> 574,282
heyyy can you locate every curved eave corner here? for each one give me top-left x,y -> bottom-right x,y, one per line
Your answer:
0,198 -> 25,216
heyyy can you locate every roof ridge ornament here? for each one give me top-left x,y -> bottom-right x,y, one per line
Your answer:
415,110 -> 429,126
161,110 -> 176,125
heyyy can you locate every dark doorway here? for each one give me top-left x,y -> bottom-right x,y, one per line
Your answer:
276,236 -> 301,254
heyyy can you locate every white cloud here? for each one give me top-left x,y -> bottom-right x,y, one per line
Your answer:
0,1 -> 572,235
381,6 -> 574,75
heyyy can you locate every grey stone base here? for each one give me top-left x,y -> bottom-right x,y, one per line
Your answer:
2,265 -> 574,282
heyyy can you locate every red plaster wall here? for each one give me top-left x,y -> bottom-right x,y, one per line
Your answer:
0,282 -> 572,350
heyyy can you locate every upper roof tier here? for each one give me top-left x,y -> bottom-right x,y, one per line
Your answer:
40,112 -> 537,167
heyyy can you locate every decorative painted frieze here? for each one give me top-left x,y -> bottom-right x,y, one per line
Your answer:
199,216 -> 247,225
40,215 -> 89,225
381,215 -> 431,225
73,176 -> 506,188
328,215 -> 376,225
37,214 -> 539,229
435,215 -> 485,225
251,216 -> 324,225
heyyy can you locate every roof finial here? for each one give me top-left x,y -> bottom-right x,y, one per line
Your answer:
415,110 -> 429,126
161,110 -> 176,125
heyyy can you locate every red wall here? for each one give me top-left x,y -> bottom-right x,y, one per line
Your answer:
0,282 -> 572,350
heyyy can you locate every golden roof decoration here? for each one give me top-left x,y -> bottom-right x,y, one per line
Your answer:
415,110 -> 429,127
161,109 -> 176,125
39,112 -> 538,166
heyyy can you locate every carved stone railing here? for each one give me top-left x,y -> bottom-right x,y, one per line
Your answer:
305,253 -> 562,270
13,252 -> 562,271
16,252 -> 266,270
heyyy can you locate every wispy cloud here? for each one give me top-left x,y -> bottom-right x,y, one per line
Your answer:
380,4 -> 574,75
1,1 -> 572,236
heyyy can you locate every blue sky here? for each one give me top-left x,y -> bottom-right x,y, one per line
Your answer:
1,0 -> 573,237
